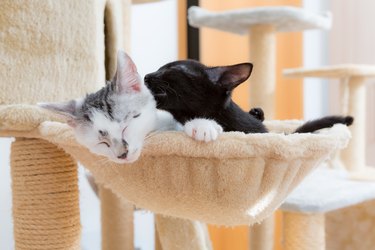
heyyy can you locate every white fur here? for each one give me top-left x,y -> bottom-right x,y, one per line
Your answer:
40,51 -> 221,164
184,118 -> 223,142
74,103 -> 156,164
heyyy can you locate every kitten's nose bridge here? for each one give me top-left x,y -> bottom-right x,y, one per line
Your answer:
144,74 -> 151,83
144,73 -> 157,83
115,139 -> 129,159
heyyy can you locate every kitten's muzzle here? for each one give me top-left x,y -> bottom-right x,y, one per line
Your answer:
144,74 -> 152,84
118,151 -> 128,160
144,74 -> 167,98
117,139 -> 129,159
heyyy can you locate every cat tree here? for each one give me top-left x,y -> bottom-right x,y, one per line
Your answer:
0,2 -> 352,250
0,108 -> 350,248
188,6 -> 332,250
280,65 -> 375,250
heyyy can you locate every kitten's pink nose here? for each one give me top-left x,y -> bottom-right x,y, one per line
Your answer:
117,151 -> 128,159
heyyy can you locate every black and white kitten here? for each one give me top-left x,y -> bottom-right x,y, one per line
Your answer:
40,52 -> 220,163
144,60 -> 353,135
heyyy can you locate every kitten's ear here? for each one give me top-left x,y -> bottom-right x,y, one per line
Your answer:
38,99 -> 81,127
207,63 -> 253,90
114,50 -> 142,93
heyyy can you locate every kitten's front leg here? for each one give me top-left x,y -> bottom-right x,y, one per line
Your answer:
155,109 -> 182,131
184,118 -> 223,142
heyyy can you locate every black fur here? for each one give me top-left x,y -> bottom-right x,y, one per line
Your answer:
249,108 -> 265,122
145,60 -> 353,134
294,115 -> 353,133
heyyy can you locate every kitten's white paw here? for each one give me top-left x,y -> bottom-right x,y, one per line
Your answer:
184,119 -> 223,142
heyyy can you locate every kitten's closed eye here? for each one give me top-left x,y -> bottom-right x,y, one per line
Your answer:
133,113 -> 141,118
100,142 -> 110,147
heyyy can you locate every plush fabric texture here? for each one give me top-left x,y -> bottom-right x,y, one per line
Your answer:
0,0 -> 131,104
132,0 -> 164,4
188,6 -> 331,35
0,105 -> 351,226
284,64 -> 375,78
281,168 -> 375,213
0,0 -> 107,104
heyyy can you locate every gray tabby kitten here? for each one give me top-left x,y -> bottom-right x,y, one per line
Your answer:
40,51 -> 222,163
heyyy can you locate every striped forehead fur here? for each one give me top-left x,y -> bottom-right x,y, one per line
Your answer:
79,81 -> 154,122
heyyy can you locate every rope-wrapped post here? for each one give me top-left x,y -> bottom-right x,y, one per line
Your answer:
11,138 -> 80,250
100,186 -> 134,250
283,212 -> 325,250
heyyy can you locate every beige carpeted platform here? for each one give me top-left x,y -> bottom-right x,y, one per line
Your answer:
0,104 -> 351,226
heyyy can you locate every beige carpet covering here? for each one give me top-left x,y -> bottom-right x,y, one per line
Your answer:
0,104 -> 351,226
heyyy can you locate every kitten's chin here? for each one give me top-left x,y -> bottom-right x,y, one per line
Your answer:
111,149 -> 141,164
111,156 -> 138,164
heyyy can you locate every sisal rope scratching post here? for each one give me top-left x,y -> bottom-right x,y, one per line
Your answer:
284,65 -> 375,180
283,212 -> 325,250
155,215 -> 212,250
11,138 -> 80,250
188,6 -> 332,250
100,187 -> 134,250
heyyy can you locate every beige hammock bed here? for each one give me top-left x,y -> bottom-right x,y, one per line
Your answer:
0,104 -> 351,226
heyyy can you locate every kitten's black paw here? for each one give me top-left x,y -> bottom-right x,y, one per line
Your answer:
249,107 -> 265,122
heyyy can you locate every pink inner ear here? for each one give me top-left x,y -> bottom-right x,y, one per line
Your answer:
129,62 -> 137,73
131,82 -> 141,92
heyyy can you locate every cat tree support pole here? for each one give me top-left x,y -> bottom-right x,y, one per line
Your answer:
155,215 -> 212,250
248,25 -> 277,250
341,76 -> 366,172
249,25 -> 276,118
283,212 -> 325,250
284,65 -> 375,180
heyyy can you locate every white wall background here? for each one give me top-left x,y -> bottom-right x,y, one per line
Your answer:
302,0 -> 330,119
328,0 -> 375,165
0,1 -> 177,250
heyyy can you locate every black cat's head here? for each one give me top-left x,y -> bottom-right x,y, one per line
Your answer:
144,60 -> 253,123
